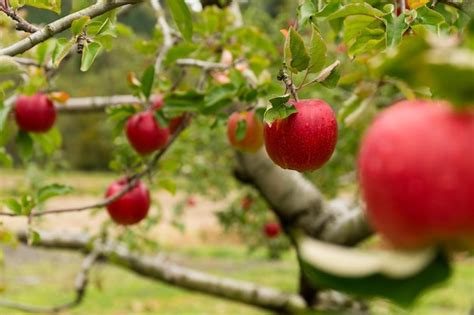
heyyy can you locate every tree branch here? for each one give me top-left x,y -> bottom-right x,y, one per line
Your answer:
0,249 -> 99,313
0,7 -> 39,33
151,0 -> 175,74
0,0 -> 144,56
234,149 -> 372,246
12,230 -> 307,314
176,58 -> 229,70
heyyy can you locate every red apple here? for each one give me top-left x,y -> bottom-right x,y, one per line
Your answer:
126,111 -> 170,155
105,179 -> 150,225
264,222 -> 281,238
150,95 -> 164,110
227,111 -> 264,152
264,99 -> 338,172
358,100 -> 474,249
14,93 -> 56,133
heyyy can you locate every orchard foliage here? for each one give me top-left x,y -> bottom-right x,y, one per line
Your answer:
0,0 -> 473,311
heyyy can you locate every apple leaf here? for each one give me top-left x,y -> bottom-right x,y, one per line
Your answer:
80,41 -> 103,72
298,236 -> 452,307
284,27 -> 310,73
0,148 -> 12,168
31,127 -> 62,156
415,6 -> 446,27
326,3 -> 385,20
307,26 -> 327,73
154,110 -> 169,128
16,131 -> 33,162
0,100 -> 13,132
408,0 -> 430,10
140,65 -> 155,100
319,67 -> 340,88
235,119 -> 247,141
52,38 -> 75,67
10,0 -> 61,13
158,178 -> 177,195
2,198 -> 22,215
264,94 -> 297,124
384,13 -> 410,47
164,91 -> 205,115
0,56 -> 24,76
37,184 -> 74,204
167,0 -> 193,41
71,16 -> 90,36
297,0 -> 317,26
202,84 -> 236,114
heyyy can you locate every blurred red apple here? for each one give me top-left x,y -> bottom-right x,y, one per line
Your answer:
15,93 -> 56,133
126,111 -> 170,155
264,99 -> 338,172
106,179 -> 150,225
227,111 -> 264,152
264,222 -> 281,238
359,100 -> 474,249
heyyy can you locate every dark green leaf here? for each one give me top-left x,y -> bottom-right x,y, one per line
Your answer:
167,0 -> 193,41
284,28 -> 310,73
235,119 -> 247,141
308,26 -> 327,73
163,91 -> 205,115
141,66 -> 155,100
16,131 -> 33,161
202,84 -> 236,114
320,67 -> 340,88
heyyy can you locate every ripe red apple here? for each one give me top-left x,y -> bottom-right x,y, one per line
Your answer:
126,111 -> 170,155
14,93 -> 56,133
264,99 -> 338,172
105,179 -> 150,225
264,222 -> 281,238
358,100 -> 474,249
227,111 -> 264,152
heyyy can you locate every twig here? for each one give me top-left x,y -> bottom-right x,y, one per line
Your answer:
277,67 -> 298,101
0,249 -> 99,313
0,7 -> 39,33
0,113 -> 192,218
151,0 -> 175,74
0,0 -> 144,56
176,58 -> 229,70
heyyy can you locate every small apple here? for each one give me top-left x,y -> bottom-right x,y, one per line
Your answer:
126,111 -> 170,155
227,111 -> 264,152
264,222 -> 281,238
264,99 -> 338,172
358,100 -> 474,249
105,179 -> 150,225
14,93 -> 57,133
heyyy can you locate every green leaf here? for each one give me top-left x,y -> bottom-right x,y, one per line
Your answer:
235,119 -> 247,141
11,0 -> 61,13
167,0 -> 193,41
164,42 -> 198,66
284,28 -> 310,73
28,229 -> 41,246
326,3 -> 385,20
80,41 -> 103,72
308,26 -> 327,73
140,66 -> 155,100
71,16 -> 90,36
2,198 -> 22,215
298,237 -> 451,307
163,91 -> 205,115
320,67 -> 340,88
0,148 -> 13,167
312,1 -> 342,18
263,94 -> 297,124
385,13 -> 410,47
297,0 -> 317,26
16,131 -> 33,161
202,84 -> 236,114
158,178 -> 177,195
153,110 -> 169,128
416,6 -> 446,26
31,127 -> 62,156
37,184 -> 73,203
343,15 -> 385,56
0,56 -> 24,76
52,38 -> 74,67
36,40 -> 55,65
0,100 -> 12,132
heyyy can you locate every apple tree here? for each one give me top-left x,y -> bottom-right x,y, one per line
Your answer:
0,0 -> 473,313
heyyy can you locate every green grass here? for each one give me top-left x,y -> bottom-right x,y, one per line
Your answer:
0,245 -> 473,315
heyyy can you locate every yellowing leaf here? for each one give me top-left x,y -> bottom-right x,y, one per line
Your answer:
407,0 -> 430,9
49,91 -> 70,103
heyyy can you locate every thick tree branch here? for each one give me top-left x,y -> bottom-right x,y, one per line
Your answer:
0,249 -> 99,313
235,150 -> 372,246
0,0 -> 144,56
12,230 -> 307,314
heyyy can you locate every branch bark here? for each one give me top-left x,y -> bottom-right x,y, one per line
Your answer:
234,149 -> 372,246
13,230 -> 307,314
0,0 -> 144,56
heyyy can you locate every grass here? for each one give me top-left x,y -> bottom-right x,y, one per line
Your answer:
0,244 -> 472,315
